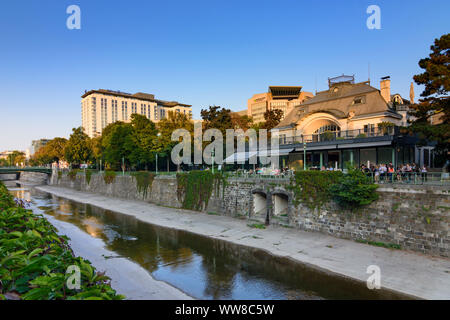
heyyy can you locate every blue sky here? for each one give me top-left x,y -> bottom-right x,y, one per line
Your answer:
0,0 -> 449,150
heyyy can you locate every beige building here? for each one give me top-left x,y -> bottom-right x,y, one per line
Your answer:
247,86 -> 314,123
81,89 -> 192,137
272,75 -> 426,169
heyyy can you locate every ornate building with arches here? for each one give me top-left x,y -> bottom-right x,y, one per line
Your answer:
273,75 -> 431,170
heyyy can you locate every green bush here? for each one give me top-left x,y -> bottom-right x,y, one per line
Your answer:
330,169 -> 379,209
103,171 -> 116,184
356,133 -> 367,138
0,181 -> 124,300
0,182 -> 15,212
319,131 -> 335,141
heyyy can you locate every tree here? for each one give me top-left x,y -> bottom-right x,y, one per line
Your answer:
64,127 -> 93,166
7,151 -> 26,166
129,113 -> 158,169
156,111 -> 194,170
30,138 -> 67,165
231,113 -> 253,131
409,33 -> 450,164
200,106 -> 233,135
263,109 -> 284,131
101,122 -> 134,170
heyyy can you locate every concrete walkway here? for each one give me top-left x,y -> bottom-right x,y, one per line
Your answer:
36,185 -> 450,300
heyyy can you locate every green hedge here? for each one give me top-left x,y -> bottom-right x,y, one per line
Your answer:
0,181 -> 124,300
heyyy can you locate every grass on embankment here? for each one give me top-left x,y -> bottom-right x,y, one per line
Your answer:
0,181 -> 124,300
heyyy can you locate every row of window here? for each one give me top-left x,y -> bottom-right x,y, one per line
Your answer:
89,97 -> 192,128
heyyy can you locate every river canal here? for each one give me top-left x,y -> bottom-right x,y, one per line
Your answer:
6,182 -> 407,300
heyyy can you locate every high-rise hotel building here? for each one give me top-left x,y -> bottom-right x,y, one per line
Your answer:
81,89 -> 192,137
247,86 -> 314,123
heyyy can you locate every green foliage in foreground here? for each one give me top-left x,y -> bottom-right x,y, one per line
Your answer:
0,182 -> 124,300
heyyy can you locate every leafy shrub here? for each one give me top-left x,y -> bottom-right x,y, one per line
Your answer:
320,131 -> 335,141
356,133 -> 367,138
330,169 -> 379,209
0,182 -> 15,212
0,182 -> 124,300
103,171 -> 116,184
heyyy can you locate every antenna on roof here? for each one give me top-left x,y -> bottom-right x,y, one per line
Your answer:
315,76 -> 317,94
368,62 -> 370,84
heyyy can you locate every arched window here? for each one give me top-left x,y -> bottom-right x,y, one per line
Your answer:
314,124 -> 340,134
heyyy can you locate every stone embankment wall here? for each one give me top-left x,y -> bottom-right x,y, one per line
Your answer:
49,172 -> 450,257
0,174 -> 17,181
19,172 -> 49,184
49,172 -> 181,208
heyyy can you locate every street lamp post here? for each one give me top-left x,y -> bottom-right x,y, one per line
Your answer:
211,149 -> 215,174
156,133 -> 161,175
302,135 -> 307,171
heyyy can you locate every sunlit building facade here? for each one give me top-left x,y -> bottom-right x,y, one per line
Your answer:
81,89 -> 192,138
247,86 -> 314,123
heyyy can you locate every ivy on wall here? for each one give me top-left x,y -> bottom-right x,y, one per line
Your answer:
289,170 -> 379,211
103,171 -> 116,184
67,169 -> 78,181
176,171 -> 226,211
85,170 -> 92,185
131,171 -> 155,198
288,171 -> 343,210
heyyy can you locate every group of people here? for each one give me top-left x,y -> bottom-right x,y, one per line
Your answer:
361,163 -> 429,182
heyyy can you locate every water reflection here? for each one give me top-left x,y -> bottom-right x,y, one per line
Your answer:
7,182 -> 409,300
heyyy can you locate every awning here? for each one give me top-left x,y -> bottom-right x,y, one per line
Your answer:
337,141 -> 392,149
224,151 -> 258,163
258,148 -> 293,156
295,145 -> 337,151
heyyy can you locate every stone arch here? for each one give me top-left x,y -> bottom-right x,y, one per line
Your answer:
270,189 -> 292,224
250,188 -> 270,224
297,112 -> 342,136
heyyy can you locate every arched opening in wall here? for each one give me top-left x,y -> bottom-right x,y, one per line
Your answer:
272,193 -> 289,217
252,191 -> 267,220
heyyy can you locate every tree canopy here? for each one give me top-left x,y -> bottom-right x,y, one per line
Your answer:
64,127 -> 93,165
409,33 -> 450,165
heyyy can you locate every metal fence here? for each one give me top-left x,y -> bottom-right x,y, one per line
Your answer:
279,126 -> 398,145
52,168 -> 450,186
366,171 -> 450,186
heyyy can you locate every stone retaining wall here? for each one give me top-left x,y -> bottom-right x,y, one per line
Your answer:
19,172 -> 49,184
49,172 -> 181,208
49,172 -> 450,257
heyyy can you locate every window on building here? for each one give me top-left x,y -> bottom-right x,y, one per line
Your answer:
353,96 -> 365,105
